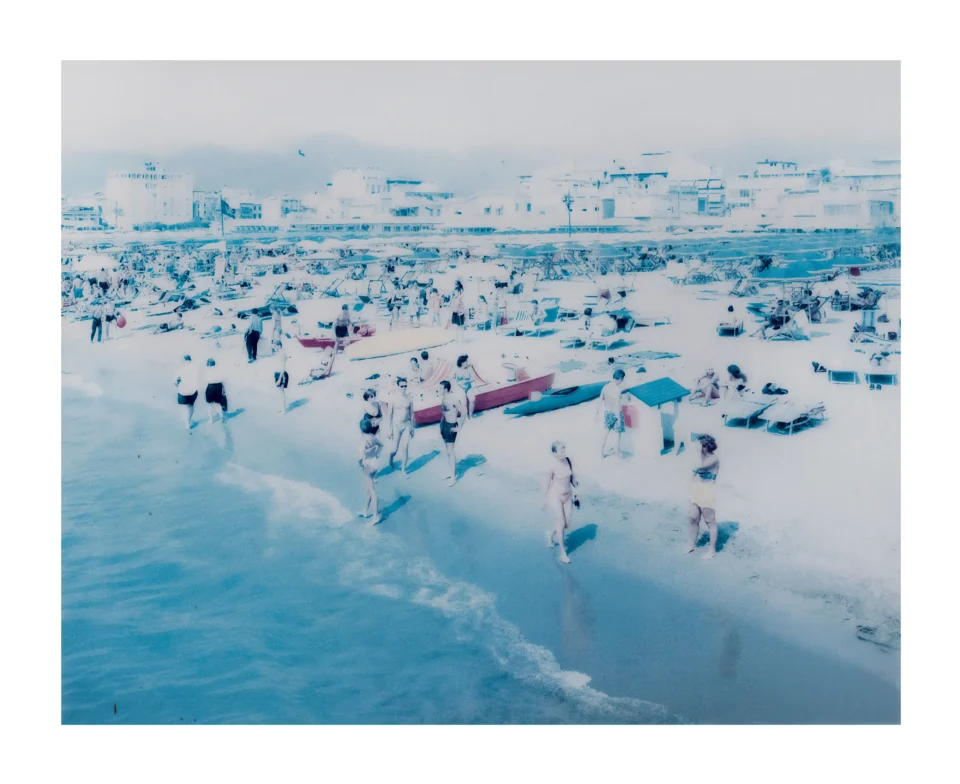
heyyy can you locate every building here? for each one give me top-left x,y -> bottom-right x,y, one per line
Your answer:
105,162 -> 194,229
61,198 -> 107,231
192,190 -> 220,223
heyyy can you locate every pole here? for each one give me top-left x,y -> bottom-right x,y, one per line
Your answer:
219,189 -> 225,238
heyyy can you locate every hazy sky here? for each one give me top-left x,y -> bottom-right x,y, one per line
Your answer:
63,61 -> 899,158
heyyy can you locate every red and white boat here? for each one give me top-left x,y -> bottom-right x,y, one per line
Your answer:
413,362 -> 555,426
297,322 -> 375,349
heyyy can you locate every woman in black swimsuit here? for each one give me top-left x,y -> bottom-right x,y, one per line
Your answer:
439,380 -> 463,487
274,343 -> 289,414
361,389 -> 383,431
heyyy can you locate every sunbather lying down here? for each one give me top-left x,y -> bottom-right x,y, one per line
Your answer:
155,314 -> 185,334
309,347 -> 336,380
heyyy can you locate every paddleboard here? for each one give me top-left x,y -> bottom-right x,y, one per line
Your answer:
345,327 -> 453,361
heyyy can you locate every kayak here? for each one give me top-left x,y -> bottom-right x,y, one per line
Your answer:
504,381 -> 606,417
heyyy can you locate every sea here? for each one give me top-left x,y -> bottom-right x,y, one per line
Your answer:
62,384 -> 900,724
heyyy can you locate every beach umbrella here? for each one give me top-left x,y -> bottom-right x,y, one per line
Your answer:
453,262 -> 510,280
296,239 -> 325,251
74,253 -> 115,272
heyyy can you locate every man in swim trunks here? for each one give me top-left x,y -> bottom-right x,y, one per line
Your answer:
334,305 -> 351,351
597,368 -> 626,459
175,354 -> 200,431
203,358 -> 229,424
388,377 -> 415,477
245,311 -> 263,362
439,380 -> 463,487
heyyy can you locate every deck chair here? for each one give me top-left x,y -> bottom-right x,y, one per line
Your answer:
828,370 -> 860,384
865,373 -> 898,388
765,401 -> 826,435
766,309 -> 811,341
509,307 -> 560,337
717,320 -> 744,337
722,396 -> 774,428
323,277 -> 345,297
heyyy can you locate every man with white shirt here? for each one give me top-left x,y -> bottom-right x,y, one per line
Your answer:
175,354 -> 201,431
245,311 -> 263,362
89,299 -> 104,343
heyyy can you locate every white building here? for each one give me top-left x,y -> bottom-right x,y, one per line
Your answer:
62,197 -> 107,231
105,162 -> 194,229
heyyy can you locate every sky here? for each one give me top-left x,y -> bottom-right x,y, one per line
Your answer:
62,61 -> 900,158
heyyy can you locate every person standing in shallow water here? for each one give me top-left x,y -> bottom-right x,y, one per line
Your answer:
203,358 -> 229,424
175,354 -> 200,431
685,434 -> 720,559
358,415 -> 383,525
274,342 -> 289,414
544,441 -> 579,564
389,377 -> 415,477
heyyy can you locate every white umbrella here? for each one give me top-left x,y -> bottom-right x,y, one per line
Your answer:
74,253 -> 115,272
453,262 -> 510,280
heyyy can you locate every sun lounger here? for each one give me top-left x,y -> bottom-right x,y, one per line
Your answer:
508,307 -> 559,337
828,370 -> 860,384
717,320 -> 744,337
765,401 -> 826,435
722,396 -> 775,428
865,373 -> 898,388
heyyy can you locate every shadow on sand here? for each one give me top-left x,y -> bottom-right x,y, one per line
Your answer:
222,408 -> 246,422
376,494 -> 411,525
565,523 -> 598,555
285,398 -> 309,413
455,454 -> 487,480
696,521 -> 740,552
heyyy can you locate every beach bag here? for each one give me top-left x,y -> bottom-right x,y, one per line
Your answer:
116,313 -> 127,328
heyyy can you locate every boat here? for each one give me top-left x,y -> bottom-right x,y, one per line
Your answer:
346,326 -> 454,361
296,322 -> 375,349
504,381 -> 606,417
414,364 -> 555,425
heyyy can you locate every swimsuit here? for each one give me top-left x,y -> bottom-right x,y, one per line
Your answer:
177,391 -> 199,406
205,382 -> 228,410
274,371 -> 289,389
604,410 -> 625,432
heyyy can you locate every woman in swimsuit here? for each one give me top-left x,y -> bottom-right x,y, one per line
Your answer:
362,388 -> 382,430
358,415 -> 383,524
455,354 -> 481,419
439,380 -> 463,487
274,343 -> 289,413
544,441 -> 578,564
451,282 -> 466,342
686,434 -> 720,559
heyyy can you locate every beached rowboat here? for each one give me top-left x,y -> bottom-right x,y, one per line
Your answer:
503,382 -> 606,417
414,366 -> 555,425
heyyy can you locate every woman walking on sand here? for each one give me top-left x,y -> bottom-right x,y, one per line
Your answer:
358,415 -> 384,525
439,380 -> 464,487
450,281 -> 466,342
544,441 -> 579,564
685,434 -> 720,559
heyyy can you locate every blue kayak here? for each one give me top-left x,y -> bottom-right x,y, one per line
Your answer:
504,381 -> 606,417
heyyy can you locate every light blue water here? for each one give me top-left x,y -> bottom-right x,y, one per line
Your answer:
62,388 -> 900,724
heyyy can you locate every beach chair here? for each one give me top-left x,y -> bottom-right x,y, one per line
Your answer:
323,277 -> 345,298
722,395 -> 774,428
765,401 -> 826,435
509,307 -> 560,337
828,370 -> 861,384
717,320 -> 744,337
865,372 -> 898,388
766,310 -> 811,341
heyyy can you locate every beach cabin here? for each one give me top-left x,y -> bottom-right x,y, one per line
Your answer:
623,377 -> 690,457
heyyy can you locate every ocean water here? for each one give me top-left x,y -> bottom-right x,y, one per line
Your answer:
62,386 -> 899,724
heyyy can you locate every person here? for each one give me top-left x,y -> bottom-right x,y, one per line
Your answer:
455,354 -> 483,418
492,287 -> 503,332
274,342 -> 289,413
419,350 -> 434,380
428,288 -> 441,326
358,415 -> 383,525
362,388 -> 383,431
544,441 -> 579,565
309,346 -> 336,380
692,369 -> 721,405
408,356 -> 424,384
334,304 -> 351,350
451,281 -> 466,341
388,288 -> 403,330
88,299 -> 104,343
155,312 -> 184,334
103,299 -> 117,340
203,358 -> 229,424
271,305 -> 284,351
97,267 -> 110,296
597,368 -> 626,458
72,274 -> 85,302
439,380 -> 464,487
685,434 -> 720,559
388,377 -> 415,477
725,364 -> 748,399
175,354 -> 200,431
477,294 -> 491,329
244,311 -> 263,362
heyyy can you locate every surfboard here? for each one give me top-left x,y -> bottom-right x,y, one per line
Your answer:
345,327 -> 453,361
